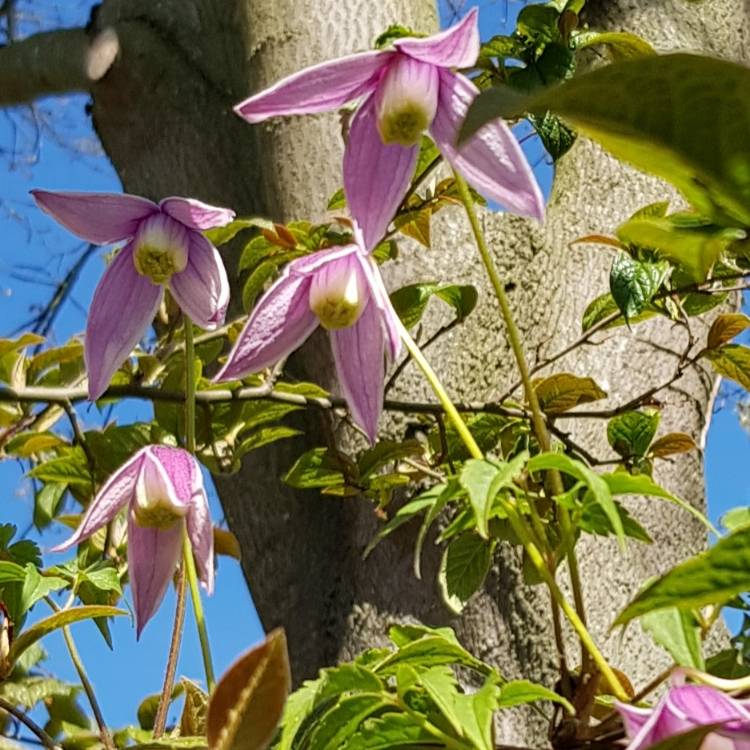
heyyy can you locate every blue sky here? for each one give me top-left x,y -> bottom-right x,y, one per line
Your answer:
0,0 -> 746,738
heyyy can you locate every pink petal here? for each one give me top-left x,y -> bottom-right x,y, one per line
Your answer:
430,71 -> 545,221
127,513 -> 184,638
169,233 -> 229,330
85,244 -> 162,400
148,445 -> 198,503
50,450 -> 146,552
330,298 -> 385,443
616,702 -> 654,739
355,252 -> 401,360
288,244 -> 361,275
215,270 -> 318,381
187,481 -> 214,595
32,190 -> 158,244
159,198 -> 235,231
394,8 -> 479,69
666,685 -> 750,726
234,50 -> 389,122
344,93 -> 418,251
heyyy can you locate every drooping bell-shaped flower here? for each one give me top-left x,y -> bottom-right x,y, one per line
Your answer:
234,8 -> 544,250
31,190 -> 234,400
215,233 -> 400,442
617,684 -> 750,749
51,445 -> 214,637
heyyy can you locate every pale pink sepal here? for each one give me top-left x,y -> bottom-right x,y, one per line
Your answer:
128,515 -> 183,639
343,94 -> 418,251
85,244 -> 162,400
394,8 -> 480,69
159,197 -> 235,231
31,190 -> 158,244
234,50 -> 390,122
169,233 -> 230,330
330,298 -> 385,443
215,269 -> 317,381
50,450 -> 146,552
431,71 -> 545,221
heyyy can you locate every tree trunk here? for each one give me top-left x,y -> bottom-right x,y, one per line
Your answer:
3,0 -> 747,744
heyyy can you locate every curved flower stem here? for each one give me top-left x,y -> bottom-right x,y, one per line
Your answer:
44,598 -> 114,750
398,321 -> 482,460
501,504 -> 629,702
453,172 -> 591,675
182,316 -> 215,691
153,560 -> 187,738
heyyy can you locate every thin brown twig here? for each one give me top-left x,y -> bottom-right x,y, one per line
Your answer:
153,561 -> 188,737
0,696 -> 61,750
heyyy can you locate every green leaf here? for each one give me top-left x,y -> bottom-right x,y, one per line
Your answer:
374,24 -> 421,49
27,448 -> 92,488
0,676 -> 77,711
347,712 -> 435,749
528,452 -> 624,542
438,533 -> 494,613
579,500 -> 652,543
19,564 -> 67,615
721,506 -> 750,532
528,112 -> 576,161
708,313 -> 750,349
7,606 -> 126,670
534,373 -> 607,414
572,30 -> 656,58
284,448 -> 345,490
363,493 -> 436,559
581,292 -> 656,332
603,471 -> 717,535
515,4 -> 561,48
376,635 -> 489,676
461,54 -> 750,227
615,526 -> 750,625
459,453 -> 527,539
607,410 -> 660,458
204,218 -> 272,246
610,253 -> 669,321
642,607 -> 704,668
478,35 -> 525,62
497,679 -> 574,714
389,283 -> 477,329
705,344 -> 750,391
34,482 -> 67,529
616,213 -> 742,282
307,695 -> 389,750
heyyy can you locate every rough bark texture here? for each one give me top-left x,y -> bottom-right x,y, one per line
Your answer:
23,0 -> 748,744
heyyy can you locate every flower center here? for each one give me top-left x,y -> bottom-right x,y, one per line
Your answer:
133,501 -> 185,530
309,253 -> 369,330
132,213 -> 189,284
376,56 -> 439,148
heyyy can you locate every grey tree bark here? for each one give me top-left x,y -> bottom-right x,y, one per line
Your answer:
2,0 -> 748,745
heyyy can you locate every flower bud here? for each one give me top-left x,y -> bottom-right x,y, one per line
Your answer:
375,55 -> 439,147
133,212 -> 189,284
309,253 -> 369,330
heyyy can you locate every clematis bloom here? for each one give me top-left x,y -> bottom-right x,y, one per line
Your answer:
52,445 -> 214,637
32,190 -> 234,400
215,236 -> 400,442
234,8 -> 544,250
617,684 -> 750,749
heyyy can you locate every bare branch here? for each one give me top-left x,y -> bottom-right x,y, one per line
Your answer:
0,27 -> 119,107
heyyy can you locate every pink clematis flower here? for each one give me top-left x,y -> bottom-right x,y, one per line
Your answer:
617,684 -> 750,749
52,445 -> 214,637
215,233 -> 400,442
32,190 -> 234,400
234,8 -> 544,250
